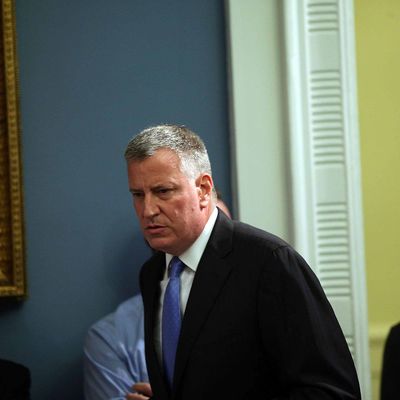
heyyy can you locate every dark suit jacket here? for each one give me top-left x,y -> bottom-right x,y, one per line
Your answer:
0,359 -> 31,400
381,322 -> 400,400
140,211 -> 361,400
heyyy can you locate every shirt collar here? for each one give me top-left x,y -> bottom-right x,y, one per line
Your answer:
165,207 -> 218,273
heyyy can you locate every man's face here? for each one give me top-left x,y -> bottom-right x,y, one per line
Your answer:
127,149 -> 211,255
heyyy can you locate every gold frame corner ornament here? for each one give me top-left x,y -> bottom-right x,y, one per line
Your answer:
0,0 -> 26,298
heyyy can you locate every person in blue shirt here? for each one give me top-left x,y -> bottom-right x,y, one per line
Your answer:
83,294 -> 148,400
83,198 -> 231,400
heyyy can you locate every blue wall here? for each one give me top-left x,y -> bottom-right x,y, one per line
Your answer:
0,1 -> 231,398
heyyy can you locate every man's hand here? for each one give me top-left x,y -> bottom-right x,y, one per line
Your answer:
126,382 -> 153,399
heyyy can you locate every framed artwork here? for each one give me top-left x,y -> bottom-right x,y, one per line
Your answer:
0,0 -> 25,297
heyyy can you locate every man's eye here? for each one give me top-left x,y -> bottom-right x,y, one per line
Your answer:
131,192 -> 143,198
157,188 -> 173,197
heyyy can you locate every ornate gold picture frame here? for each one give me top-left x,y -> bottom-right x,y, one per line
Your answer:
0,0 -> 25,297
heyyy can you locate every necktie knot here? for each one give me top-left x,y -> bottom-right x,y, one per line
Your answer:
168,257 -> 185,279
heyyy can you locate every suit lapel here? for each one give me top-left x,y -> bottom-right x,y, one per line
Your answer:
173,212 -> 234,392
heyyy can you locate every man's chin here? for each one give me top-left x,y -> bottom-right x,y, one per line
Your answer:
146,239 -> 183,255
146,237 -> 169,253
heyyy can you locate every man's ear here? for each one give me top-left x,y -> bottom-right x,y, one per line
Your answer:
196,173 -> 214,208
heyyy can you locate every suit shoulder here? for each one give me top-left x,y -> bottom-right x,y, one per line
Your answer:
232,220 -> 289,252
389,322 -> 400,335
386,322 -> 400,347
230,221 -> 313,276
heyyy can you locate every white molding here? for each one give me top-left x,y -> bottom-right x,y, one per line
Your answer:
226,0 -> 370,397
283,1 -> 371,399
225,0 -> 291,241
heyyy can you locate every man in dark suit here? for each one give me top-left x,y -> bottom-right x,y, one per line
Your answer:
0,359 -> 31,400
124,124 -> 361,400
381,322 -> 400,400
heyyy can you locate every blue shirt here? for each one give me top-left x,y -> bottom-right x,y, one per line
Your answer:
83,294 -> 148,400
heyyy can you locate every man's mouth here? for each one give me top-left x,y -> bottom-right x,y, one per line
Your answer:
145,224 -> 166,235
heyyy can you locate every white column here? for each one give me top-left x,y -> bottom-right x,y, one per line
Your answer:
225,0 -> 291,240
227,0 -> 371,398
284,1 -> 370,398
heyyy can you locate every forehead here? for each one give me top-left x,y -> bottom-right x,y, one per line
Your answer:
127,149 -> 185,184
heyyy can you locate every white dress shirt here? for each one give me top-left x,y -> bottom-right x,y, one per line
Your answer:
154,207 -> 218,364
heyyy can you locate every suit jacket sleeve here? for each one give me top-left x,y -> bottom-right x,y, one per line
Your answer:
257,245 -> 361,399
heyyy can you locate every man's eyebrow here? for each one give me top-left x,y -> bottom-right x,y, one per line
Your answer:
129,184 -> 173,193
152,184 -> 173,191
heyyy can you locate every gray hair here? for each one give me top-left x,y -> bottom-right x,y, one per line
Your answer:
124,124 -> 213,180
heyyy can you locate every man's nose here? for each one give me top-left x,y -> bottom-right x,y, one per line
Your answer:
143,194 -> 159,218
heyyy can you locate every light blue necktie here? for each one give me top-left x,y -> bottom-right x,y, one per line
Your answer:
162,256 -> 185,388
